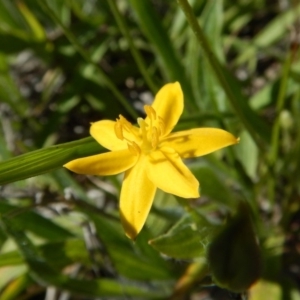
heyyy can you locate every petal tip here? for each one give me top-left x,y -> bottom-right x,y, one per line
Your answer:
63,162 -> 71,169
125,231 -> 138,240
193,190 -> 200,198
172,81 -> 182,93
120,211 -> 141,240
191,184 -> 200,198
181,186 -> 200,199
63,160 -> 82,174
124,226 -> 139,240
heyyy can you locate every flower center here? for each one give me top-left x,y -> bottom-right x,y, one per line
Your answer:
114,105 -> 165,155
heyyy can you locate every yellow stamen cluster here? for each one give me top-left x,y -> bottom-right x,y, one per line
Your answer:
114,105 -> 165,155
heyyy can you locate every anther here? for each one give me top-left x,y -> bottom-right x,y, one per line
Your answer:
119,115 -> 132,131
114,121 -> 124,140
144,105 -> 156,120
151,127 -> 159,148
158,116 -> 165,135
137,118 -> 146,130
127,142 -> 141,156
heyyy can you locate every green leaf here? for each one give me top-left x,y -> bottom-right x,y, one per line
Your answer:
86,210 -> 175,280
128,0 -> 198,111
0,202 -> 73,241
235,130 -> 258,180
207,203 -> 262,292
186,0 -> 225,111
0,137 -> 103,185
178,0 -> 271,147
0,239 -> 89,269
149,214 -> 210,259
0,215 -> 170,298
0,0 -> 28,30
0,54 -> 28,114
16,1 -> 46,41
0,265 -> 28,292
190,164 -> 236,208
50,168 -> 91,201
249,280 -> 282,300
202,0 -> 224,61
0,251 -> 23,267
235,3 -> 300,65
0,274 -> 31,300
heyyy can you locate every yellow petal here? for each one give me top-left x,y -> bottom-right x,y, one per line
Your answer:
146,148 -> 199,198
120,156 -> 156,239
149,82 -> 183,136
161,128 -> 239,158
90,120 -> 139,151
64,149 -> 138,175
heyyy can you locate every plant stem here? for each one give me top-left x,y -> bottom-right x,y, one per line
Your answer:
38,0 -> 138,119
107,0 -> 158,94
177,0 -> 268,150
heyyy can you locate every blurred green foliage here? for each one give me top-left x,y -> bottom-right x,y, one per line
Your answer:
0,0 -> 300,299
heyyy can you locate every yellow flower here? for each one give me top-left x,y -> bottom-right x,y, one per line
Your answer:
64,82 -> 239,239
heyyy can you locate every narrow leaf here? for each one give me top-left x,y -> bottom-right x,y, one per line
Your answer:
0,137 -> 103,185
0,202 -> 73,241
0,216 -> 169,298
149,215 -> 210,259
128,0 -> 198,110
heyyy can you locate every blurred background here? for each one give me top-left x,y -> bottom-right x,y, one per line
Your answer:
0,0 -> 300,299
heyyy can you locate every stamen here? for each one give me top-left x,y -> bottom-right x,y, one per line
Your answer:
151,126 -> 159,148
114,120 -> 124,140
137,110 -> 163,152
144,105 -> 156,120
119,115 -> 132,131
138,117 -> 155,151
127,142 -> 141,156
137,118 -> 146,131
158,116 -> 165,136
157,127 -> 161,137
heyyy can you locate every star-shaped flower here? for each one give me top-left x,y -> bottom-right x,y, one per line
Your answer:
64,82 -> 239,239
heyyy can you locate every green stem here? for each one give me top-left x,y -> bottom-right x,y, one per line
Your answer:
128,0 -> 198,112
267,51 -> 292,203
106,0 -> 158,94
269,52 -> 292,165
38,0 -> 138,119
177,0 -> 268,149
